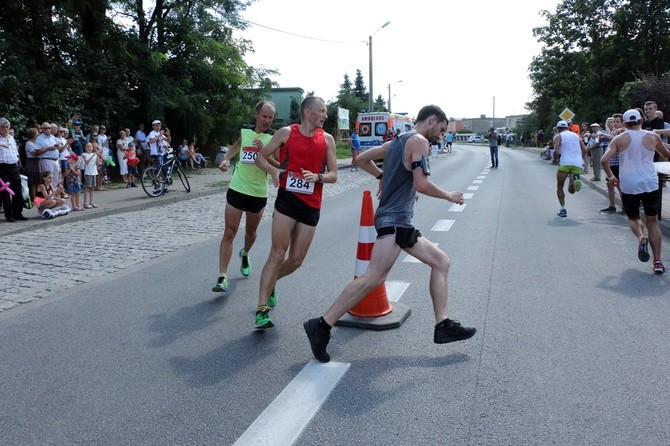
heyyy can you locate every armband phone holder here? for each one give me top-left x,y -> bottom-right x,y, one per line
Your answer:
411,155 -> 431,175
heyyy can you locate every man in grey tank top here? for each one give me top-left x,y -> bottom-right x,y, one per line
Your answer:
303,105 -> 476,363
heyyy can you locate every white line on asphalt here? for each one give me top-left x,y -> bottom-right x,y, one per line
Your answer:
431,219 -> 455,231
476,176 -> 486,179
472,179 -> 484,184
385,280 -> 410,302
467,185 -> 479,190
448,203 -> 466,212
233,360 -> 351,446
463,193 -> 474,199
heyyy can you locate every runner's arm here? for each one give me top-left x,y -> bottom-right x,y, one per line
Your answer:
652,133 -> 670,158
320,133 -> 338,183
255,126 -> 290,186
219,138 -> 241,172
409,135 -> 463,204
552,134 -> 561,163
356,142 -> 389,176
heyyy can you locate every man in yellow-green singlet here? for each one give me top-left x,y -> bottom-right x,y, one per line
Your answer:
212,100 -> 278,292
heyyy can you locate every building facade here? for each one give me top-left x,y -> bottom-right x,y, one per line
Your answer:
460,114 -> 507,134
266,88 -> 304,126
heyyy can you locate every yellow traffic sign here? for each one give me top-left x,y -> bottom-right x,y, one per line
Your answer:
560,108 -> 575,121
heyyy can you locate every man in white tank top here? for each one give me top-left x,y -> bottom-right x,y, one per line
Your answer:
601,109 -> 670,274
553,120 -> 587,218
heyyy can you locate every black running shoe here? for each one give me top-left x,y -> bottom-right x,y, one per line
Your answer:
303,318 -> 331,363
638,237 -> 650,262
434,319 -> 476,344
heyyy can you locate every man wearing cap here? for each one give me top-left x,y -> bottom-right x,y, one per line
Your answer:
0,118 -> 28,221
601,109 -> 670,274
147,120 -> 170,166
36,122 -> 62,189
553,120 -> 587,218
587,123 -> 607,181
69,119 -> 86,156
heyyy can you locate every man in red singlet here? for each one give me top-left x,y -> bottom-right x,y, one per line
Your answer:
253,96 -> 338,329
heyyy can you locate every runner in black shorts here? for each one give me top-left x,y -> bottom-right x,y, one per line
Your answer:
601,108 -> 670,274
273,187 -> 319,227
212,100 -> 277,293
252,96 -> 338,329
226,188 -> 267,213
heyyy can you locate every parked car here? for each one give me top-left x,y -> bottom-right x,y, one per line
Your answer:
467,135 -> 488,144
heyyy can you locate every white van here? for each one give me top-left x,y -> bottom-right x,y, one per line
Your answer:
355,112 -> 413,149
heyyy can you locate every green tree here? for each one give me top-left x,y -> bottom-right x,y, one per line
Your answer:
528,0 -> 670,131
620,74 -> 670,113
289,97 -> 301,124
353,69 -> 368,103
109,0 -> 274,147
338,73 -> 353,98
325,72 -> 367,131
374,95 -> 387,112
0,0 -> 272,154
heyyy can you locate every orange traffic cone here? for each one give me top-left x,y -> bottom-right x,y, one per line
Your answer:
349,190 -> 392,317
335,190 -> 411,331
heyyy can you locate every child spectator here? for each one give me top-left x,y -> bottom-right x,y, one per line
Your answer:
81,141 -> 99,208
124,142 -> 140,187
65,153 -> 83,210
91,132 -> 106,191
34,171 -> 69,219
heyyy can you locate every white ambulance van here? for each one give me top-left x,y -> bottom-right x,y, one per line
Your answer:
355,112 -> 414,149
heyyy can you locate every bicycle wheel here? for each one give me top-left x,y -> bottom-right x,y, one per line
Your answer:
141,167 -> 164,197
175,166 -> 191,192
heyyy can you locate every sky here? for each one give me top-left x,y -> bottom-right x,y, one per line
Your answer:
236,0 -> 561,120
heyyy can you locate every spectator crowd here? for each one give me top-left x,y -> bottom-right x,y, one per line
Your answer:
0,114 -> 209,222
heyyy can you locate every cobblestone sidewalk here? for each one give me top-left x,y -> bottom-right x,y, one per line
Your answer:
0,166 -> 375,312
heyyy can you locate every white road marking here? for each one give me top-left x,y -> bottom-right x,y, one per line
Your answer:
476,176 -> 486,179
463,193 -> 474,199
385,281 -> 410,302
473,180 -> 483,184
467,186 -> 479,191
431,219 -> 455,231
233,360 -> 351,446
449,203 -> 466,212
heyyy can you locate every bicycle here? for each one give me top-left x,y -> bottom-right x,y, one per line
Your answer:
140,148 -> 191,197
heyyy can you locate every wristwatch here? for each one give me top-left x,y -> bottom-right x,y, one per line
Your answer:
317,173 -> 323,183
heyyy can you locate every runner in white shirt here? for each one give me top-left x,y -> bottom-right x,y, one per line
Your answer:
552,120 -> 587,218
602,109 -> 670,274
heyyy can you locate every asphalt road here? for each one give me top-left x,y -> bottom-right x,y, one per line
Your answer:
1,145 -> 669,445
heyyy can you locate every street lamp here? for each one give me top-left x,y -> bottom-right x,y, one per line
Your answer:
368,21 -> 390,112
388,80 -> 402,113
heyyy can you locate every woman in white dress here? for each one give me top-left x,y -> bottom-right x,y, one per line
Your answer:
116,130 -> 129,183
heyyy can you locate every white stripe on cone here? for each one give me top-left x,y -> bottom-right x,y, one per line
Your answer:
357,225 -> 376,244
